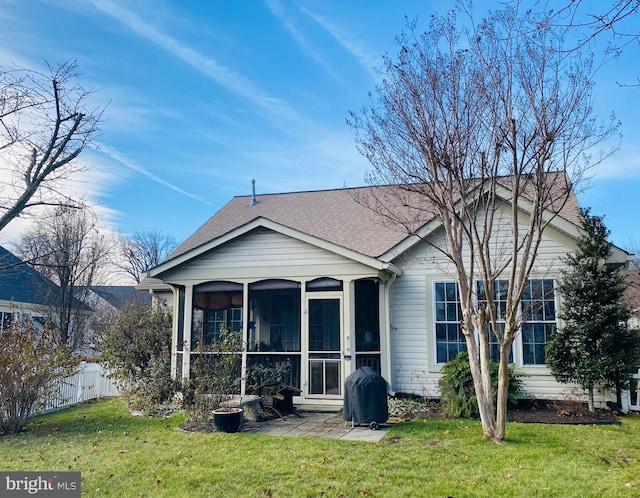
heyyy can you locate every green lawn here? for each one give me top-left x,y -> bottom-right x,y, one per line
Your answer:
2,399 -> 639,497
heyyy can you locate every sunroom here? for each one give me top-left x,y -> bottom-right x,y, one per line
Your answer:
147,220 -> 401,407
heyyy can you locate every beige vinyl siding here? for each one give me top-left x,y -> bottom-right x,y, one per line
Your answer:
388,211 -> 611,404
523,372 -> 610,406
161,227 -> 380,283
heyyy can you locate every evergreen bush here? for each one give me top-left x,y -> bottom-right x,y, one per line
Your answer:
438,351 -> 525,418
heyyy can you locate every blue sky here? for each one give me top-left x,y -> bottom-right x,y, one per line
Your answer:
1,0 -> 638,253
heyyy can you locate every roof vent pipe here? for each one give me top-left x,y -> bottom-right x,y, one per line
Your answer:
251,179 -> 257,205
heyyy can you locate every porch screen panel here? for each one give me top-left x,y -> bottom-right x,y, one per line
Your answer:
309,299 -> 340,351
247,280 -> 302,391
192,281 -> 243,348
355,279 -> 381,373
249,284 -> 301,353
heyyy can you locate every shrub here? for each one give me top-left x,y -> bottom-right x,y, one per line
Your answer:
101,303 -> 177,411
0,314 -> 79,433
438,351 -> 525,418
245,362 -> 290,395
182,329 -> 242,422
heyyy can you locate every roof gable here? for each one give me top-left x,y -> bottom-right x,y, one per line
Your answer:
167,187 -> 410,262
151,217 -> 402,277
0,246 -> 62,307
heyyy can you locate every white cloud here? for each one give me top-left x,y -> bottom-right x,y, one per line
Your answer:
265,0 -> 343,83
96,144 -> 213,206
89,0 -> 304,126
590,144 -> 640,180
297,3 -> 379,78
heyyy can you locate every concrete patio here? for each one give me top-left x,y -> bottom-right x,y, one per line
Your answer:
242,412 -> 389,443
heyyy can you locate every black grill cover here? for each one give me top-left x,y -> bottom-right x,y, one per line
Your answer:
343,366 -> 388,424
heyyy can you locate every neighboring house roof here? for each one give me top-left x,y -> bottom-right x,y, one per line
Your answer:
89,286 -> 151,309
624,269 -> 640,317
0,245 -> 62,307
165,176 -> 582,265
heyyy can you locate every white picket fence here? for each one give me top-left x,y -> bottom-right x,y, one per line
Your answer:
622,369 -> 640,413
38,362 -> 120,414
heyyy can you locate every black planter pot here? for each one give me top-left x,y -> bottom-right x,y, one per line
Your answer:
212,408 -> 243,433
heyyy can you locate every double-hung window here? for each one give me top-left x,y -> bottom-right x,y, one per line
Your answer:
433,278 -> 557,366
521,279 -> 556,365
434,282 -> 466,363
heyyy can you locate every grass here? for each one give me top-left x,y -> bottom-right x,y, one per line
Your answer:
2,399 -> 640,497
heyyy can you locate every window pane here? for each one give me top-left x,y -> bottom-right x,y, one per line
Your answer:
522,323 -> 533,342
355,279 -> 380,352
447,324 -> 459,341
434,281 -> 463,364
446,303 -> 457,321
521,279 -> 556,365
490,343 -> 501,363
544,301 -> 556,320
534,344 -> 546,364
531,279 -> 542,298
446,282 -> 457,301
437,343 -> 448,364
435,282 -> 445,302
325,361 -> 341,395
523,345 -> 534,365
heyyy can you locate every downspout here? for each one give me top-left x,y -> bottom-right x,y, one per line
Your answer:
382,272 -> 397,389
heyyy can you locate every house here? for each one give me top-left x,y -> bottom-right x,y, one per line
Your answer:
141,182 -> 632,408
0,246 -> 146,350
0,245 -> 63,329
624,270 -> 640,330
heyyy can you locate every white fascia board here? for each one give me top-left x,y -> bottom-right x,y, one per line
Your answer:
379,183 -> 585,263
149,217 -> 402,278
379,217 -> 442,261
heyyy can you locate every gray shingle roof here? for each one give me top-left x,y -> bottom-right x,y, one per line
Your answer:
90,286 -> 151,309
167,178 -> 581,263
0,246 -> 62,306
168,187 -> 413,261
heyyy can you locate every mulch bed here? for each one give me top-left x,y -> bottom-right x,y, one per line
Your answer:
410,399 -> 622,425
177,421 -> 216,433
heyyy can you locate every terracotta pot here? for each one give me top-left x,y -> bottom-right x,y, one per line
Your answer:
212,408 -> 243,433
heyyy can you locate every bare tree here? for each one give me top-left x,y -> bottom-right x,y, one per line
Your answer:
543,1 -> 639,50
533,1 -> 640,85
118,230 -> 178,282
0,60 -> 102,233
17,205 -> 113,349
349,4 -> 617,442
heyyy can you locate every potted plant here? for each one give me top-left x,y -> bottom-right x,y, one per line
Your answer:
183,327 -> 244,433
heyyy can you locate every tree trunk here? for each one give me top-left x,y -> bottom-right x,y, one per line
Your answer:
587,388 -> 595,412
495,345 -> 511,441
465,338 -> 497,439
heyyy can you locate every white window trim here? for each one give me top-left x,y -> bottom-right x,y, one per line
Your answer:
427,276 -> 559,370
